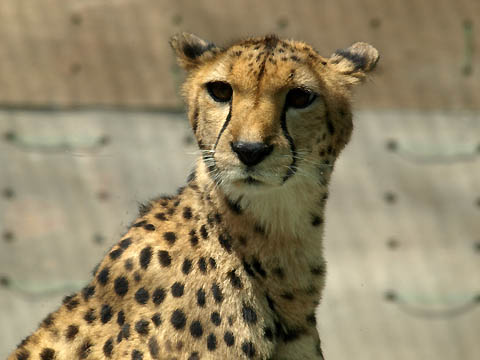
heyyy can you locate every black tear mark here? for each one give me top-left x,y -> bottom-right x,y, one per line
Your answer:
280,104 -> 297,182
214,102 -> 232,150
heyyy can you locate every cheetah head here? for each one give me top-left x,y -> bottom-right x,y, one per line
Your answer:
171,33 -> 379,199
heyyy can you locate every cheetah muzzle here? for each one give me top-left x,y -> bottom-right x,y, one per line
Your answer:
9,33 -> 379,360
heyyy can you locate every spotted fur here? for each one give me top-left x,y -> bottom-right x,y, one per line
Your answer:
8,33 -> 378,360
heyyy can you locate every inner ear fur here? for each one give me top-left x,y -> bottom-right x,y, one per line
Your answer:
170,33 -> 222,70
328,42 -> 379,83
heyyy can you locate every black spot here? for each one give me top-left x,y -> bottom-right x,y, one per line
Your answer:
119,237 -> 132,249
65,324 -> 79,340
190,320 -> 203,338
131,349 -> 143,360
188,352 -> 200,360
163,232 -> 176,244
183,207 -> 193,219
266,294 -> 276,311
182,258 -> 192,274
306,313 -> 317,325
224,331 -> 235,346
109,248 -> 123,260
133,220 -> 147,227
82,285 -> 95,301
242,260 -> 255,277
214,213 -> 222,223
134,271 -> 142,282
211,311 -> 221,326
40,348 -> 55,360
121,323 -> 130,340
200,224 -> 208,239
135,319 -> 150,335
198,257 -> 207,273
158,250 -> 172,267
97,267 -> 110,285
138,202 -> 152,216
326,118 -> 335,135
207,333 -> 217,351
239,236 -> 247,246
209,257 -> 217,269
272,267 -> 285,279
101,304 -> 113,323
242,304 -> 257,324
252,258 -> 267,278
16,349 -> 30,360
227,270 -> 243,289
78,340 -> 93,359
241,341 -> 256,358
114,277 -> 129,297
254,223 -> 265,234
151,313 -> 162,326
63,294 -> 80,311
226,197 -> 242,214
139,246 -> 152,269
171,282 -> 185,297
84,308 -> 96,323
212,283 -> 223,303
152,287 -> 166,305
155,212 -> 167,221
135,288 -> 150,305
196,288 -> 206,307
171,309 -> 187,330
143,223 -> 155,231
218,233 -> 232,253
41,313 -> 55,328
189,230 -> 199,247
311,264 -> 325,277
117,310 -> 125,326
148,337 -> 159,358
264,327 -> 274,341
103,338 -> 114,357
124,259 -> 133,271
280,327 -> 306,343
311,215 -> 323,227
281,292 -> 295,301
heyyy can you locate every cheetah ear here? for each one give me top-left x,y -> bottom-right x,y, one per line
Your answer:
170,33 -> 221,70
328,42 -> 379,84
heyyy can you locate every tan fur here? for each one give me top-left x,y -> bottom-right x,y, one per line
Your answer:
9,34 -> 378,360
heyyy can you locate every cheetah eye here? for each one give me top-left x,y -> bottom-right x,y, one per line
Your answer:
206,81 -> 233,103
285,88 -> 316,109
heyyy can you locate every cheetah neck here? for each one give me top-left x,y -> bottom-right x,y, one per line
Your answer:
193,159 -> 330,245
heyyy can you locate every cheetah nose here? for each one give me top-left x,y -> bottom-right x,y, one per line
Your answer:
230,141 -> 274,167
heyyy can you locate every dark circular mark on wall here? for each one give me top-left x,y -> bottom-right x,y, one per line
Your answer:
2,187 -> 15,199
172,14 -> 183,25
384,290 -> 397,302
385,139 -> 397,152
4,131 -> 16,142
386,238 -> 400,250
97,190 -> 110,201
476,197 -> 480,208
93,233 -> 105,245
70,14 -> 83,25
3,230 -> 14,243
277,17 -> 289,30
474,241 -> 480,253
0,275 -> 10,287
70,63 -> 82,75
369,18 -> 381,29
384,192 -> 397,204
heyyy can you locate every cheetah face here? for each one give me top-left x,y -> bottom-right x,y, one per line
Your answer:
171,33 -> 379,195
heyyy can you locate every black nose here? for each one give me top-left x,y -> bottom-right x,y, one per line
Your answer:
230,141 -> 274,167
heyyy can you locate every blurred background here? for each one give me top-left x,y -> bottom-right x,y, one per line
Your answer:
0,0 -> 479,358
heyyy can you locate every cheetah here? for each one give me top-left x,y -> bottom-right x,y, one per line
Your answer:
8,33 -> 379,360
